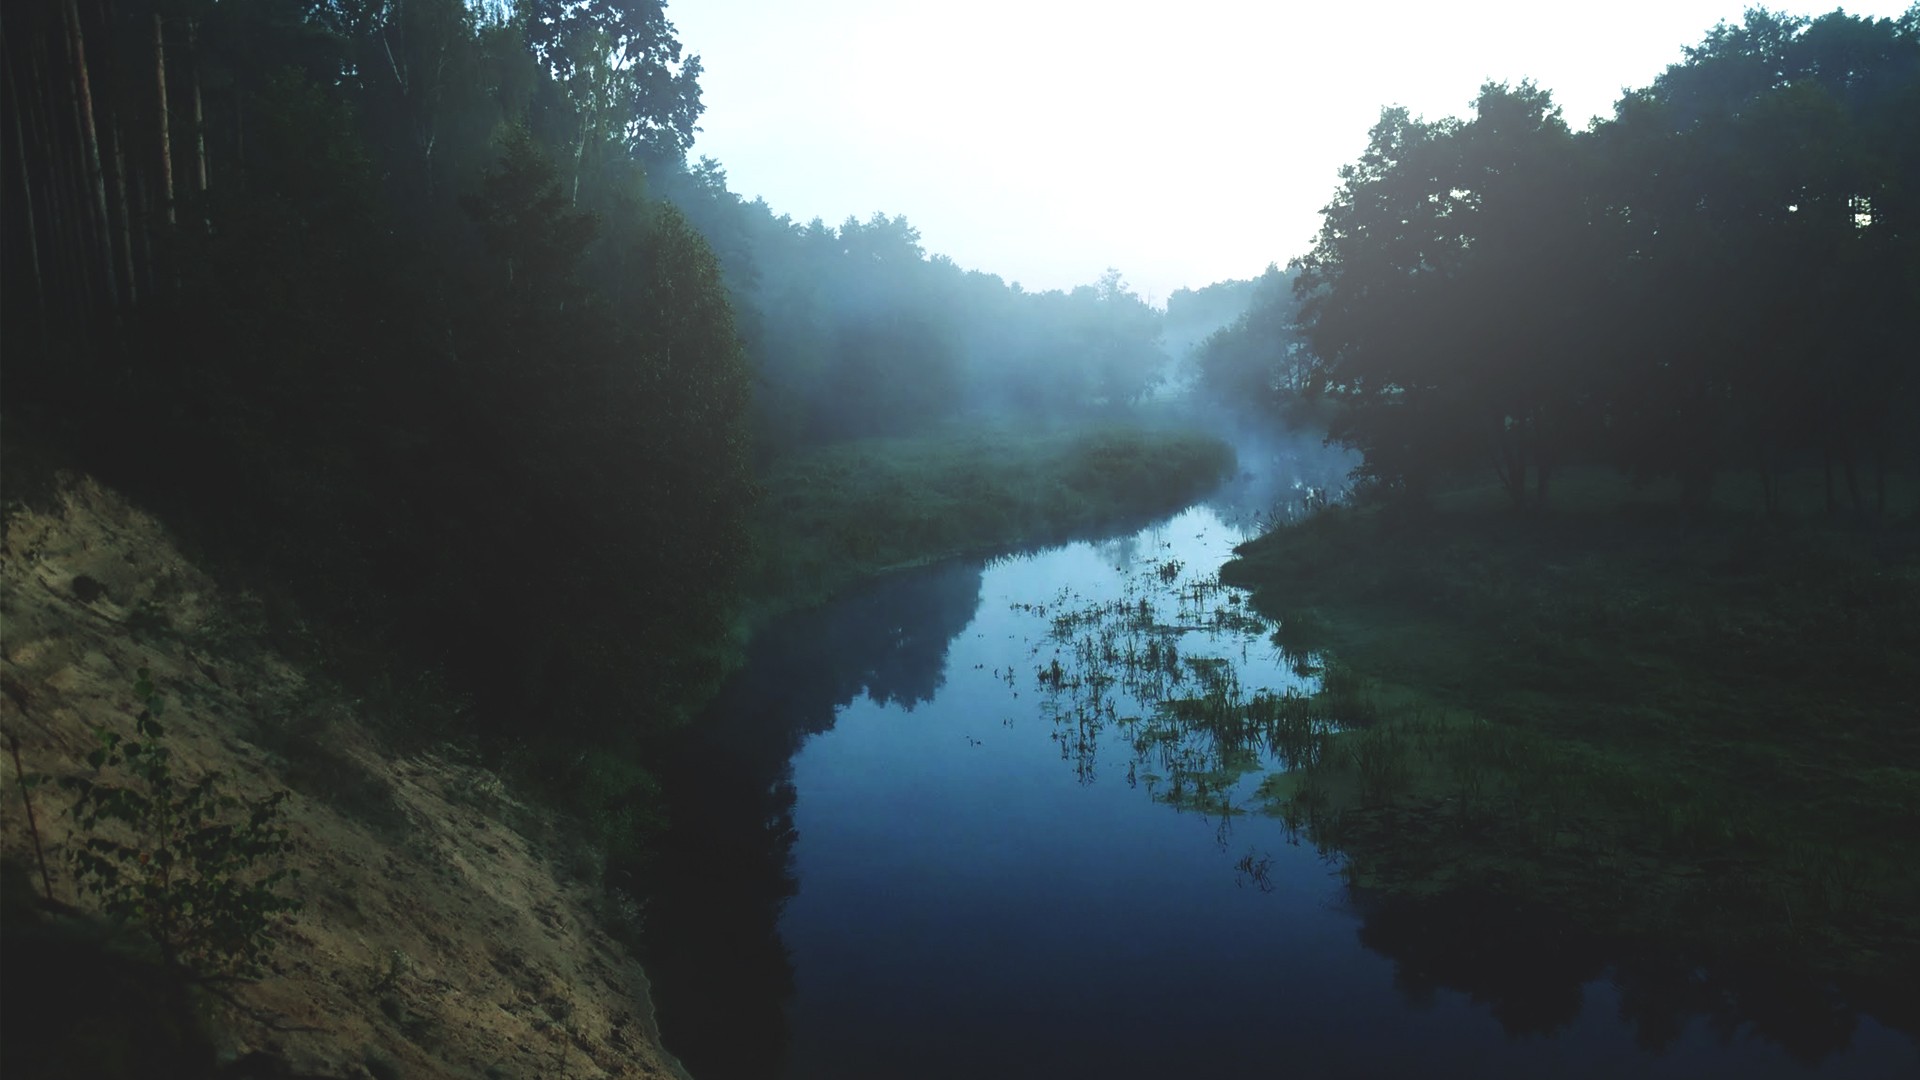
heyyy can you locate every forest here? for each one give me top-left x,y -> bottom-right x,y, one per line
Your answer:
3,1 -> 1918,1077
1193,9 -> 1919,512
0,0 -> 1224,859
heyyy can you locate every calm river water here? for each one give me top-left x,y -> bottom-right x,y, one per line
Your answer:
642,504 -> 1917,1079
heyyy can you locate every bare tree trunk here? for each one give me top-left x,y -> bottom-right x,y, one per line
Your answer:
63,0 -> 118,309
573,112 -> 589,205
58,32 -> 103,338
7,55 -> 47,320
27,35 -> 79,318
111,115 -> 137,306
154,12 -> 175,225
422,36 -> 454,202
188,19 -> 207,195
133,165 -> 154,293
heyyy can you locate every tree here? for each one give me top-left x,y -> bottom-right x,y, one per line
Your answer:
1084,269 -> 1166,408
521,0 -> 704,165
1291,104 -> 1480,499
2,0 -> 757,859
1284,9 -> 1919,512
461,123 -> 598,306
1189,266 -> 1309,413
1590,8 -> 1920,511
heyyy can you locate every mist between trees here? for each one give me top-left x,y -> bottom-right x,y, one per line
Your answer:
4,1 -> 1915,866
0,0 -> 1248,854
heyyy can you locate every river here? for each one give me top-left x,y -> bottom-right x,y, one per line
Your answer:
641,500 -> 1917,1079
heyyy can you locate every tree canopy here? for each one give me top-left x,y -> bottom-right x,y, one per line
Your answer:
653,160 -> 1179,450
2,0 -> 753,832
1282,8 -> 1920,511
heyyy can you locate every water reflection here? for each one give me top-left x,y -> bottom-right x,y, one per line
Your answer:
1205,422 -> 1361,533
1352,887 -> 1909,1068
644,507 -> 1916,1079
642,560 -> 985,1078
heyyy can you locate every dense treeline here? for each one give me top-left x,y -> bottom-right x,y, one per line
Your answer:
1,0 -> 751,844
654,161 -> 1176,451
1182,266 -> 1315,418
1237,8 -> 1920,512
0,0 -> 1245,864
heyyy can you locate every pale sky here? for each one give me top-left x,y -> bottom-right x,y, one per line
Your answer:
670,1 -> 1911,304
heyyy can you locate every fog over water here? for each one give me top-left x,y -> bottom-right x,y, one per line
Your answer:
7,3 -> 1915,1076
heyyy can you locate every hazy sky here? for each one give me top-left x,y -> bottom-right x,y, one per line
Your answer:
670,1 -> 1911,304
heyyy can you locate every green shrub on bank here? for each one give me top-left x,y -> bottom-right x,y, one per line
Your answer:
61,670 -> 301,979
749,424 -> 1235,623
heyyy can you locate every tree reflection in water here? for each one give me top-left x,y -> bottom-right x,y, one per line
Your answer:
639,560 -> 984,1079
638,524 -> 1915,1078
1350,887 -> 1904,1067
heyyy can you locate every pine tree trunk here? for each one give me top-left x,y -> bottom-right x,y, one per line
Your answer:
7,55 -> 47,320
155,12 -> 175,225
62,0 -> 117,310
111,115 -> 137,306
27,35 -> 78,317
188,20 -> 207,194
573,113 -> 589,205
133,165 -> 154,293
57,31 -> 102,336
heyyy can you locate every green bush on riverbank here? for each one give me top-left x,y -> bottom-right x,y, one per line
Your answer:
747,425 -> 1236,625
1221,467 -> 1920,979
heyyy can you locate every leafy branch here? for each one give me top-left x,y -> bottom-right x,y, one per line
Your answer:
62,668 -> 302,979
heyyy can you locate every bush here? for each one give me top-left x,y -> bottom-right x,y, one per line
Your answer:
62,669 -> 301,978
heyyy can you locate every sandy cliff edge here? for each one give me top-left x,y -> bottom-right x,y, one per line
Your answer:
1,475 -> 694,1080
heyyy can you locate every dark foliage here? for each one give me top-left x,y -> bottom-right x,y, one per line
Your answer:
652,162 -> 1175,453
1280,10 -> 1920,511
1,0 -> 753,847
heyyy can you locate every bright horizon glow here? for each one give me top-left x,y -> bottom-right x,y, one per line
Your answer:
670,1 -> 1913,304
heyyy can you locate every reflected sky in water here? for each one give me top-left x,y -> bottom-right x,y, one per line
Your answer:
649,506 -> 1917,1080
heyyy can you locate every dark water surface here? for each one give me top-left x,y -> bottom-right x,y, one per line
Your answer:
644,506 -> 1917,1080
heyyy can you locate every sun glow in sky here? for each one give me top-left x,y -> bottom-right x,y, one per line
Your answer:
671,1 -> 1913,303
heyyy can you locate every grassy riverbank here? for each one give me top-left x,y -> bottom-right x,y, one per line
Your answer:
745,425 -> 1235,625
1220,468 -> 1920,981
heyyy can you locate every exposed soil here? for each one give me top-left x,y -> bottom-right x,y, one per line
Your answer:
1,476 -> 693,1080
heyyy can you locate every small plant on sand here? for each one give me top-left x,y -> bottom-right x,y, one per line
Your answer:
62,668 -> 302,979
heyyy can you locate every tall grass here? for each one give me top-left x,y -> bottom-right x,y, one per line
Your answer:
1217,465 -> 1920,978
746,424 -> 1233,626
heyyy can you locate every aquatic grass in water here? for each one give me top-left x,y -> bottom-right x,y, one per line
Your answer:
1348,726 -> 1410,804
1011,533 -> 1336,826
647,463 -> 1920,1080
1034,615 -> 1421,849
1001,491 -> 1919,981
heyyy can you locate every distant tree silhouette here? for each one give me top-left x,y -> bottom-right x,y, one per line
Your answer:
1283,10 -> 1920,511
